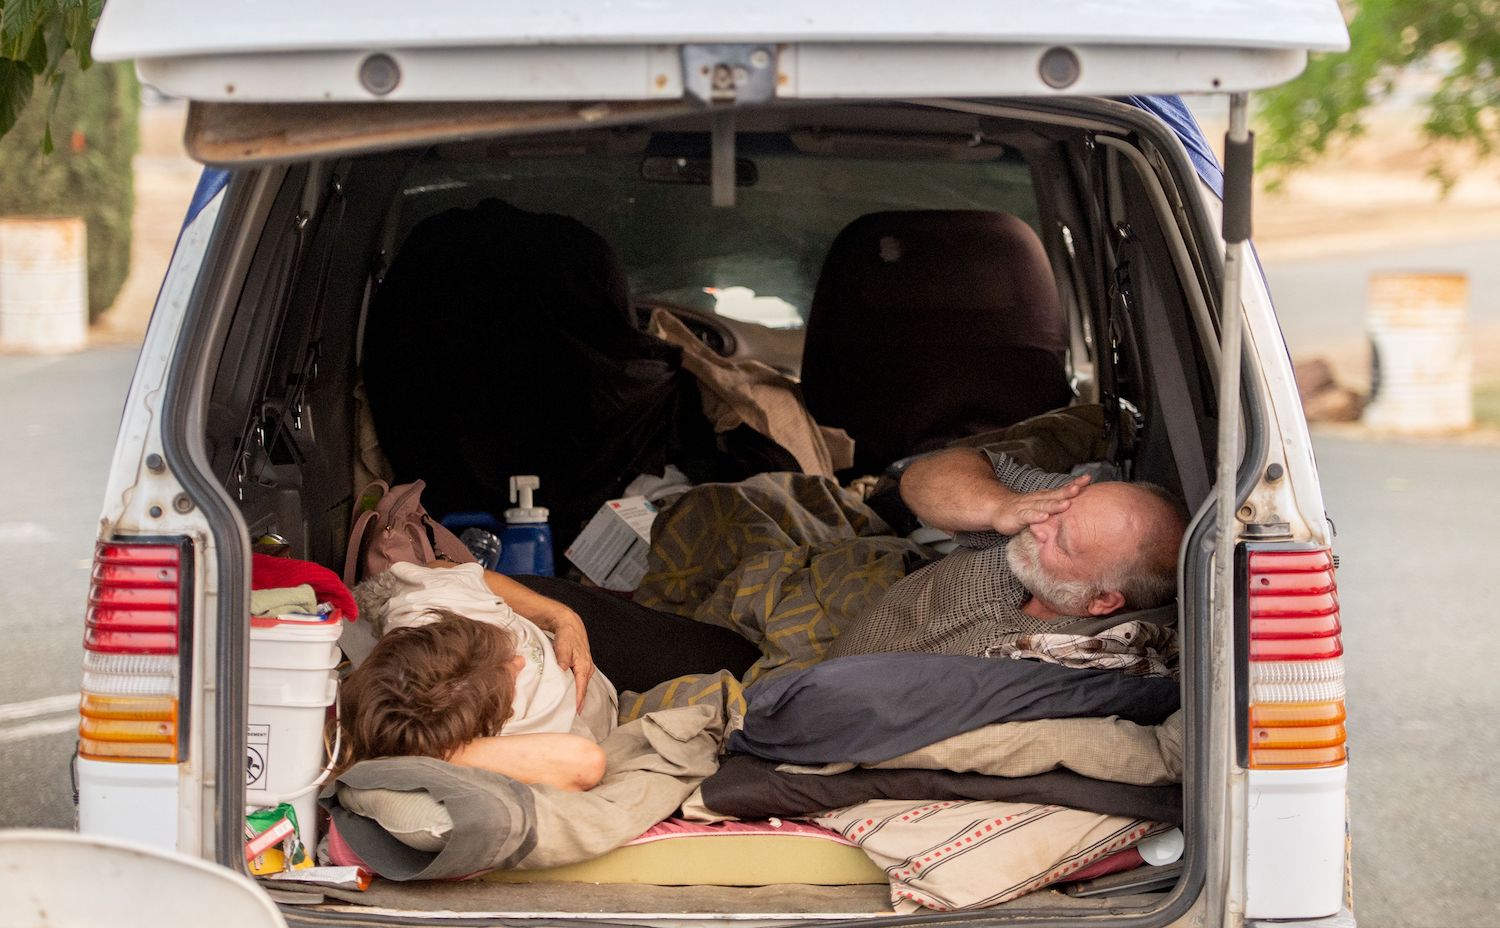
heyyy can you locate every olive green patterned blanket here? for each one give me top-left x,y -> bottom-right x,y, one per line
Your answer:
619,473 -> 929,725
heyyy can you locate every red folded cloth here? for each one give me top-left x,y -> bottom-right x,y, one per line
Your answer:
251,553 -> 358,620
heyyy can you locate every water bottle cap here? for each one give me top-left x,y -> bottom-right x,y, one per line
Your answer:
505,506 -> 549,523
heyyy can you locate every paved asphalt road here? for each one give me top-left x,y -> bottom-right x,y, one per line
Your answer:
1314,435 -> 1500,926
0,345 -> 140,829
1,345 -> 1497,927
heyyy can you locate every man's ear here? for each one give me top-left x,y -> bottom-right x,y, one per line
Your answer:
1087,589 -> 1126,616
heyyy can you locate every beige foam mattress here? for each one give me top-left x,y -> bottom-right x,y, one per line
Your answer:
483,819 -> 886,886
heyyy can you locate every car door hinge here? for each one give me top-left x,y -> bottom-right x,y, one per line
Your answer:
681,44 -> 778,105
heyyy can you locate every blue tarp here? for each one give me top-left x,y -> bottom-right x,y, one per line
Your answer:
1123,95 -> 1224,197
184,168 -> 230,226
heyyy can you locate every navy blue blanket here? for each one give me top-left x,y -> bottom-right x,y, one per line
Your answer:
727,653 -> 1179,765
699,754 -> 1183,825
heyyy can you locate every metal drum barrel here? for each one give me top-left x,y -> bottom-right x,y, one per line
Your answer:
0,216 -> 89,354
1363,272 -> 1473,435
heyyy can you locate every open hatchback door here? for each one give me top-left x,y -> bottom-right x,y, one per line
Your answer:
85,4 -> 1354,928
95,0 -> 1348,162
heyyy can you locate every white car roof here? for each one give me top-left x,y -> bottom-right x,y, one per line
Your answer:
96,0 -> 1348,57
95,0 -> 1348,102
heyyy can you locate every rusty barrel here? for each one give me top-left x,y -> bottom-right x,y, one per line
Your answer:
0,216 -> 88,354
1363,272 -> 1472,434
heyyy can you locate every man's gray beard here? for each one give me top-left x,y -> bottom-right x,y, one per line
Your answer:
1005,530 -> 1096,616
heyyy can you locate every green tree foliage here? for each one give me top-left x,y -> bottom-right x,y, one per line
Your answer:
1,1 -> 135,322
1257,0 -> 1500,184
0,59 -> 138,321
1,0 -> 103,146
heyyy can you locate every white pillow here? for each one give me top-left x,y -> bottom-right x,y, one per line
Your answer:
337,785 -> 453,852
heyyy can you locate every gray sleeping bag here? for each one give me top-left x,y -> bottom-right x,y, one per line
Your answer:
319,704 -> 724,880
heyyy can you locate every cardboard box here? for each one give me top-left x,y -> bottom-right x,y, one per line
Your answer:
565,496 -> 658,591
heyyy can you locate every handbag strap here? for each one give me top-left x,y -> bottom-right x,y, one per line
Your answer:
426,514 -> 476,564
404,518 -> 438,567
343,508 -> 379,586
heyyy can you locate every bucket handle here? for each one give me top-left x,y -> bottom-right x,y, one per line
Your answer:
245,688 -> 342,809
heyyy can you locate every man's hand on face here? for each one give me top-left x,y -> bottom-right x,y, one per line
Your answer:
988,474 -> 1090,536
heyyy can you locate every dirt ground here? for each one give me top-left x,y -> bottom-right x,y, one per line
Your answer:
93,101 -> 1500,408
1250,114 -> 1500,265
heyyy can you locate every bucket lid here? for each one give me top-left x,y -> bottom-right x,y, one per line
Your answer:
250,608 -> 345,640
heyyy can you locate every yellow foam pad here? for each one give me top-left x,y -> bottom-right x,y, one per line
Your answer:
483,833 -> 886,886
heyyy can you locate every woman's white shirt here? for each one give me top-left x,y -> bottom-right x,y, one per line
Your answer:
379,562 -> 617,740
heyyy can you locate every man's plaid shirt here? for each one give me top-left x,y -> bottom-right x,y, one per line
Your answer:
828,452 -> 1082,658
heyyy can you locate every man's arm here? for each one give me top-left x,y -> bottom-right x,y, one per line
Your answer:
899,448 -> 1089,536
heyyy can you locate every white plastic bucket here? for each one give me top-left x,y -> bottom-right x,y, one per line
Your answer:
0,216 -> 88,354
1364,272 -> 1473,434
246,613 -> 343,852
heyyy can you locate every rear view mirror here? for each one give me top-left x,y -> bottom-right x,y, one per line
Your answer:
640,156 -> 758,187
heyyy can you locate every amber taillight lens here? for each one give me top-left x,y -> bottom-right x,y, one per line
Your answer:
79,541 -> 187,763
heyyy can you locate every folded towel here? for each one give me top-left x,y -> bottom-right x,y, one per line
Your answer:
252,553 -> 358,620
250,584 -> 319,616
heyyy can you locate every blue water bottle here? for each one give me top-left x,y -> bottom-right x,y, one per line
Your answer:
496,475 -> 555,576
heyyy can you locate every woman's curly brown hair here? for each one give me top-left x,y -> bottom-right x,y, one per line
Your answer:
332,610 -> 517,775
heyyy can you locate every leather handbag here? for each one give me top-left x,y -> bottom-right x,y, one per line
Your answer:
342,479 -> 475,586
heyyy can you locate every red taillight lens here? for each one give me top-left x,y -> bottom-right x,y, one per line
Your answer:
85,543 -> 182,654
1246,548 -> 1347,770
79,540 -> 186,763
1248,549 -> 1342,660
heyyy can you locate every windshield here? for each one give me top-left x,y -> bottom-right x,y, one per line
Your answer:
397,135 -> 1039,326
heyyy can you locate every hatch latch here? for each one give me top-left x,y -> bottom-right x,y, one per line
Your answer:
681,44 -> 778,105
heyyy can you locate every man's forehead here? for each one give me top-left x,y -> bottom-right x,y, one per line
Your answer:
1065,483 -> 1138,536
1077,481 -> 1136,507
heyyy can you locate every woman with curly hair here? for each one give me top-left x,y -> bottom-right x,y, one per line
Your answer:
335,609 -> 607,791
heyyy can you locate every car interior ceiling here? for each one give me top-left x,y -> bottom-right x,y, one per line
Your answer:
205,101 -> 1212,595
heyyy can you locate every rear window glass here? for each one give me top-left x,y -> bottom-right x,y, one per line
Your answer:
396,134 -> 1038,325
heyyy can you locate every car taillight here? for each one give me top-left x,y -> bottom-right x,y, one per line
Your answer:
1245,548 -> 1346,769
79,540 -> 189,764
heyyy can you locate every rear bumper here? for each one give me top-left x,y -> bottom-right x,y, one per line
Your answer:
1248,908 -> 1356,928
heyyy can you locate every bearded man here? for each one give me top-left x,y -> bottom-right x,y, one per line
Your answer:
828,448 -> 1188,658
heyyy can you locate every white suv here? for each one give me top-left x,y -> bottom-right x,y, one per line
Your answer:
80,2 -> 1352,926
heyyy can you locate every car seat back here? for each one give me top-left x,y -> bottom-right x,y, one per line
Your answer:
362,199 -> 709,558
800,210 -> 1072,476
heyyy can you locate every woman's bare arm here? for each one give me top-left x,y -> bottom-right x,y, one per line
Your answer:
480,571 -> 595,709
446,733 -> 607,791
424,561 -> 596,708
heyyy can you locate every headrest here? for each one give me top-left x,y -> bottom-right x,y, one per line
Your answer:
806,210 -> 1065,351
800,210 -> 1071,475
